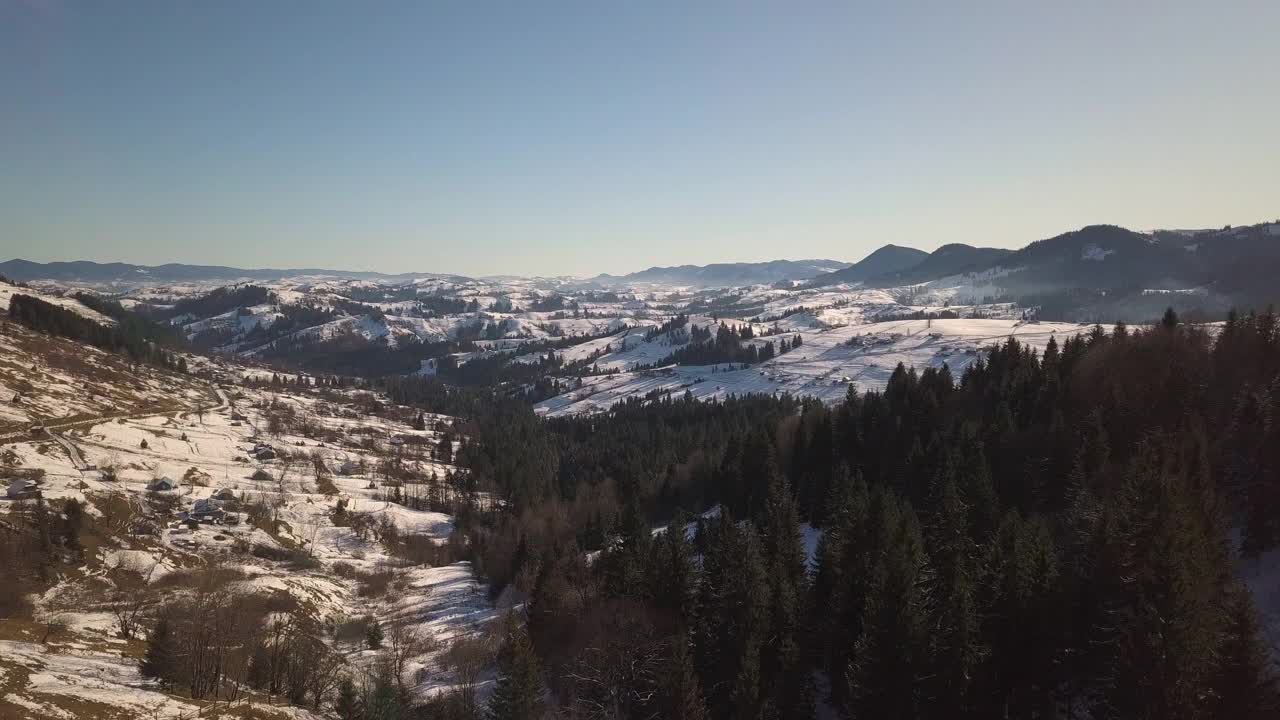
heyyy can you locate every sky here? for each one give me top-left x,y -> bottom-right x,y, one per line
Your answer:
2,1 -> 1277,277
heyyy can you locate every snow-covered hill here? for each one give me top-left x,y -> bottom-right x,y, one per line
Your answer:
536,317 -> 1088,417
0,337 -> 499,718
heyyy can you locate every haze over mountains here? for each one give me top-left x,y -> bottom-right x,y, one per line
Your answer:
0,258 -> 454,286
590,259 -> 849,288
6,220 -> 1278,302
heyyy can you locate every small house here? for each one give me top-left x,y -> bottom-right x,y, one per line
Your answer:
251,445 -> 277,461
190,498 -> 226,523
147,477 -> 177,492
211,488 -> 236,502
337,460 -> 359,476
6,478 -> 41,500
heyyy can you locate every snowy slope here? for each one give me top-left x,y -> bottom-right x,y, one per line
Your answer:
537,318 -> 1090,417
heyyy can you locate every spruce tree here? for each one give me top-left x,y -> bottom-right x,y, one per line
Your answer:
1213,587 -> 1280,719
758,470 -> 813,717
335,678 -> 359,720
246,642 -> 271,690
649,510 -> 699,629
846,491 -> 930,720
366,620 -> 384,649
728,528 -> 768,720
821,470 -> 871,707
660,632 -> 709,720
488,617 -> 545,720
141,617 -> 177,689
696,513 -> 769,720
810,464 -> 853,644
925,475 -> 983,717
980,510 -> 1061,719
601,494 -> 652,598
1095,437 -> 1230,720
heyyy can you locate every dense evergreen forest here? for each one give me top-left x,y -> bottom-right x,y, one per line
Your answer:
151,284 -> 273,322
429,309 -> 1280,720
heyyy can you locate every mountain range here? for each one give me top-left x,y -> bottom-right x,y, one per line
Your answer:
0,259 -> 446,286
590,259 -> 850,287
6,220 -> 1278,307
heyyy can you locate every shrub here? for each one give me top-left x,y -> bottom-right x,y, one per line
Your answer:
250,544 -> 319,570
356,569 -> 396,598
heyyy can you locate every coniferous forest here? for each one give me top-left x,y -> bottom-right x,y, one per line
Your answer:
435,309 -> 1280,720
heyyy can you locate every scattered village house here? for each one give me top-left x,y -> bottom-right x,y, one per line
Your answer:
6,478 -> 41,500
147,477 -> 177,492
189,498 -> 226,523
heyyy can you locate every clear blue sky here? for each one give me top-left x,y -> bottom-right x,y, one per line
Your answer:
2,1 -> 1277,277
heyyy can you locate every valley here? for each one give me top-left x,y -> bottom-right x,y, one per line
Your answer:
2,218 -> 1279,719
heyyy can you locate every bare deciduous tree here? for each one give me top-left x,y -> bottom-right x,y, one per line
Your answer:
386,623 -> 436,691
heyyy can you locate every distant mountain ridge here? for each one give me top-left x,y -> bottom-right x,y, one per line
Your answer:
807,245 -> 928,287
0,259 -> 458,286
592,259 -> 850,288
867,244 -> 1014,287
8,219 -> 1278,301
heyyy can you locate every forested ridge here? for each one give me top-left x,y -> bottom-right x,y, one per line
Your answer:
8,293 -> 189,372
436,309 -> 1280,720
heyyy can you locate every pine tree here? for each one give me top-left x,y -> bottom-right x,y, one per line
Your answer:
1213,587 -> 1280,719
817,470 -> 871,707
366,620 -> 384,649
729,528 -> 768,720
1095,437 -> 1230,720
980,510 -> 1061,719
660,632 -> 708,720
846,491 -> 930,720
925,474 -> 983,717
758,469 -> 813,717
741,432 -> 780,520
246,642 -> 271,690
810,465 -> 853,632
601,494 -> 652,598
335,678 -> 360,720
488,617 -> 546,720
141,617 -> 177,689
648,510 -> 699,629
696,513 -> 769,720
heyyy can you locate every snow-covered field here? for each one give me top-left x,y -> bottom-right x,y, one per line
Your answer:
537,318 -> 1090,417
